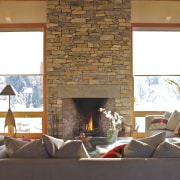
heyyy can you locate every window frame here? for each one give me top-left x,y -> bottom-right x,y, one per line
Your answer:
0,23 -> 47,139
132,23 -> 180,137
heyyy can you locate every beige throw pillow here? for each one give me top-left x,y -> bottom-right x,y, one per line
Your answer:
42,134 -> 64,156
123,139 -> 154,158
5,136 -> 27,157
152,141 -> 180,158
42,134 -> 90,158
0,145 -> 8,158
174,121 -> 180,135
167,110 -> 180,130
123,132 -> 166,158
140,132 -> 166,149
4,136 -> 49,158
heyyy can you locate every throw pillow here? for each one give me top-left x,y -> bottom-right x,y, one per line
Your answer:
174,121 -> 180,135
123,139 -> 154,158
148,118 -> 168,130
163,111 -> 171,119
0,136 -> 4,146
42,134 -> 64,155
42,134 -> 90,158
0,145 -> 8,158
140,132 -> 166,149
167,110 -> 180,130
102,144 -> 126,158
152,141 -> 180,158
4,136 -> 49,158
4,136 -> 27,157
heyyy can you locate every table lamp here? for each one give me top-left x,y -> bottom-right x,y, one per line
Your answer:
0,85 -> 17,136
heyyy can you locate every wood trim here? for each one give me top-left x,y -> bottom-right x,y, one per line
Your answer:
132,23 -> 180,28
0,23 -> 47,137
0,0 -> 45,1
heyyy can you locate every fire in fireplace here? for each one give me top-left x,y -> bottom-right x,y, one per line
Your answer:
62,98 -> 115,138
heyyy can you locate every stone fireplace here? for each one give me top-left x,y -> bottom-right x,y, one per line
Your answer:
46,0 -> 132,138
62,98 -> 115,138
58,84 -> 120,139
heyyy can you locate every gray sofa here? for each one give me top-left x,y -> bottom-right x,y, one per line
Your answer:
0,158 -> 180,180
1,133 -> 180,180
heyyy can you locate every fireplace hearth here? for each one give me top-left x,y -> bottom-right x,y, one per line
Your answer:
62,98 -> 115,138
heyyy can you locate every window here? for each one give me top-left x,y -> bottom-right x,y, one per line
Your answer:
0,24 -> 46,138
132,24 -> 180,134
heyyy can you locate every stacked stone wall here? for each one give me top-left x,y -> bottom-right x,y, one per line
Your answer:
47,0 -> 131,137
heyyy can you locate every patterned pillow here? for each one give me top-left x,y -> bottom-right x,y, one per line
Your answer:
148,118 -> 168,130
102,144 -> 126,158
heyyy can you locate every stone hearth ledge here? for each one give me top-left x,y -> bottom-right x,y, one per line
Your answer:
58,85 -> 120,98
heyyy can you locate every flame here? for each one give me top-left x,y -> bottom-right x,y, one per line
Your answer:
86,114 -> 93,131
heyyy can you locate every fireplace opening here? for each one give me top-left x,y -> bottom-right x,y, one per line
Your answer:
62,98 -> 115,139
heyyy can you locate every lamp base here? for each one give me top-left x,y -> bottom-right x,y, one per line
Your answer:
8,125 -> 16,137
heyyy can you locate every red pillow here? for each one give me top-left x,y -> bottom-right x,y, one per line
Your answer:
102,144 -> 126,158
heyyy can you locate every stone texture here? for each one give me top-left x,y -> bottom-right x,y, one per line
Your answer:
47,0 -> 132,138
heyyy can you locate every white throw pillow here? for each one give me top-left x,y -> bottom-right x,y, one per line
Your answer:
174,121 -> 180,135
42,134 -> 90,158
163,111 -> 171,119
140,132 -> 166,149
123,139 -> 154,158
152,141 -> 180,158
4,136 -> 49,158
167,110 -> 180,130
123,132 -> 166,158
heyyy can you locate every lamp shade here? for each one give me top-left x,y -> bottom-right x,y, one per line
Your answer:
0,85 -> 17,96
